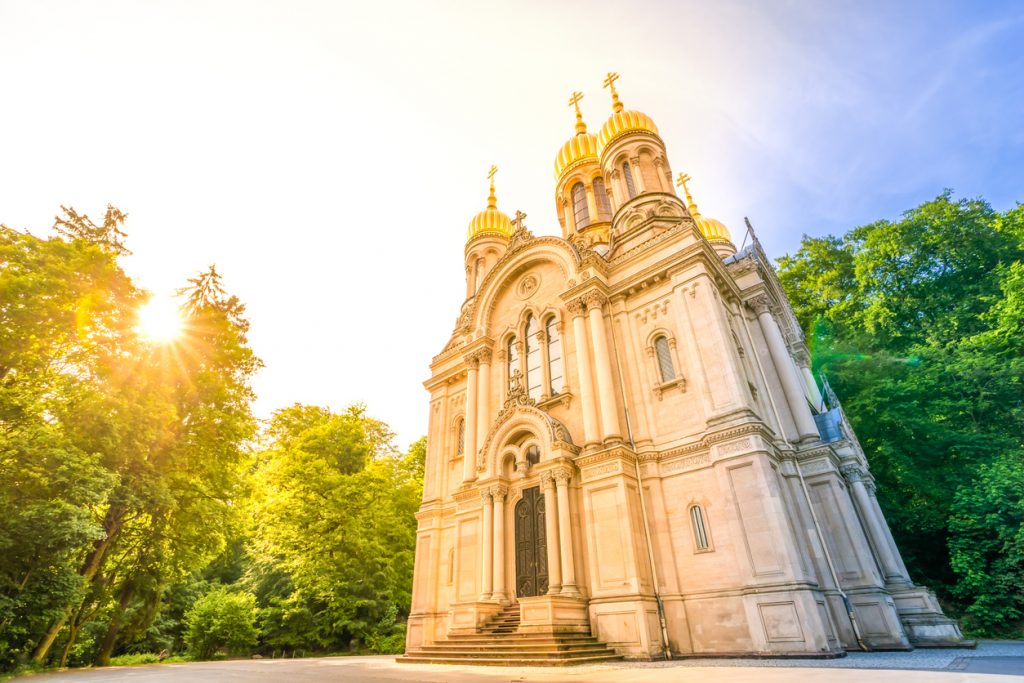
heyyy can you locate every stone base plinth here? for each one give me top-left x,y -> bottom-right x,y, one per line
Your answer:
517,594 -> 591,634
447,601 -> 503,637
892,586 -> 973,648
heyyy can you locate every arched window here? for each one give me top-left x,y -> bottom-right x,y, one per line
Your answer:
571,182 -> 590,228
524,315 -> 542,401
525,445 -> 540,466
593,177 -> 612,220
622,162 -> 637,198
507,336 -> 519,390
655,335 -> 675,382
456,418 -> 465,457
690,505 -> 710,550
546,317 -> 564,395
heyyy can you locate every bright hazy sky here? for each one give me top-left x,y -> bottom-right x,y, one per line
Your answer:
2,1 -> 1022,448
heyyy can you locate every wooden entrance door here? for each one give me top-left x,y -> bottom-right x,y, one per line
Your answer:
514,486 -> 548,598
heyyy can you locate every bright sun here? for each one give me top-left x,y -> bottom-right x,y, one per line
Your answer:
136,296 -> 184,342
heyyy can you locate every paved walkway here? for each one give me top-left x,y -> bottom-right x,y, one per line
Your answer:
20,641 -> 1024,682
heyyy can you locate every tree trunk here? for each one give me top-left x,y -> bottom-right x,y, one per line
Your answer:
95,581 -> 135,667
32,505 -> 126,664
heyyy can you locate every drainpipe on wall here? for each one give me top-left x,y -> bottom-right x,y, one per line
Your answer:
609,320 -> 673,660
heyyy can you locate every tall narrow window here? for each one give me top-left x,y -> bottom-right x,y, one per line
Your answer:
456,419 -> 465,457
622,162 -> 637,198
593,177 -> 612,220
507,336 -> 519,390
691,505 -> 710,550
571,182 -> 590,228
655,335 -> 675,382
524,315 -> 542,401
546,317 -> 564,395
525,445 -> 540,466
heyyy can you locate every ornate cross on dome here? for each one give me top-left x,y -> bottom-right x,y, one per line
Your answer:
676,172 -> 698,213
511,210 -> 527,231
603,72 -> 623,113
568,91 -> 583,111
487,165 -> 498,181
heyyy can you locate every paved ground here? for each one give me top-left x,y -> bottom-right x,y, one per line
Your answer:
19,641 -> 1024,682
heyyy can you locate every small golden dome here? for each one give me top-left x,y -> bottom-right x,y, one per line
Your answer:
467,167 -> 513,242
675,172 -> 734,244
555,91 -> 599,179
697,215 -> 733,243
597,110 -> 660,154
597,73 -> 660,155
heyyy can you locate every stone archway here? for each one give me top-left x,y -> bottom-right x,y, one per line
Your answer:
514,486 -> 548,598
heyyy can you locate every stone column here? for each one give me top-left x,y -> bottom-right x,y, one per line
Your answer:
654,157 -> 670,192
568,298 -> 600,445
554,469 -> 579,596
793,347 -> 824,411
462,354 -> 479,483
476,349 -> 492,449
491,486 -> 508,602
844,466 -> 910,585
608,169 -> 624,206
537,328 -> 551,401
749,296 -> 820,441
630,156 -> 646,193
541,472 -> 562,594
866,481 -> 912,580
584,292 -> 622,442
480,489 -> 494,600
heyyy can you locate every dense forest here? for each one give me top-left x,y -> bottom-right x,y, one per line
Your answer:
0,193 -> 1021,675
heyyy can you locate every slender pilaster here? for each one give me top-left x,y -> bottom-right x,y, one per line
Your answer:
491,486 -> 508,602
568,298 -> 600,445
476,349 -> 492,449
584,292 -> 622,441
749,296 -> 820,440
554,469 -> 579,596
480,489 -> 494,600
541,473 -> 562,594
866,481 -> 912,580
630,156 -> 646,193
843,466 -> 910,585
462,355 -> 479,483
584,184 -> 599,225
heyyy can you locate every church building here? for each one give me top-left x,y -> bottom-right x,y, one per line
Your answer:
402,75 -> 965,664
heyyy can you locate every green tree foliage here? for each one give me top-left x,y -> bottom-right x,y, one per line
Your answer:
183,587 -> 258,659
777,193 -> 1024,635
248,408 -> 423,652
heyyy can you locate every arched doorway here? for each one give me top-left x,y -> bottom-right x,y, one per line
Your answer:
515,486 -> 549,597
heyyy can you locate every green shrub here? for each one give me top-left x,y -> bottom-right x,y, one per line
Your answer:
108,653 -> 162,666
183,588 -> 259,660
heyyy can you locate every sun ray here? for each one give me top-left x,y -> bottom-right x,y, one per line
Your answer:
136,295 -> 184,343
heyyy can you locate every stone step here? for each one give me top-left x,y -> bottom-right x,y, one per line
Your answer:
412,646 -> 614,657
396,653 -> 623,667
444,636 -> 598,645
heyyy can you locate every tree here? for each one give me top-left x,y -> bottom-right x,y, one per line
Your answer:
247,407 -> 423,652
183,587 -> 258,659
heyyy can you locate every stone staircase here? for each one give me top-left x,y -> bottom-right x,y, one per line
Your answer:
398,603 -> 623,666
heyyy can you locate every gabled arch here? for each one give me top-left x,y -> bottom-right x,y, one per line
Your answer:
473,239 -> 581,335
477,399 -> 579,478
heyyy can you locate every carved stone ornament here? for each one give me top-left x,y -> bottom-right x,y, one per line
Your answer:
565,297 -> 587,318
582,290 -> 607,311
540,471 -> 556,490
516,274 -> 540,300
490,485 -> 508,502
746,294 -> 773,316
840,464 -> 864,483
476,388 -> 578,473
792,347 -> 811,367
464,353 -> 480,370
552,468 -> 573,485
480,489 -> 493,503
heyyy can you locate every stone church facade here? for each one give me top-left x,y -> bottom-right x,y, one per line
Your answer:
404,76 -> 964,661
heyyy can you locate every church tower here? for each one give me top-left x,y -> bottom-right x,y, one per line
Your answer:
403,76 -> 965,664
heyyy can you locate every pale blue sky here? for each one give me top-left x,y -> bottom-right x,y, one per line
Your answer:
1,1 -> 1021,447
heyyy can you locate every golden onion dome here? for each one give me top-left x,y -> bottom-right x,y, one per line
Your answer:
596,73 -> 660,155
675,172 -> 734,244
554,91 -> 599,179
467,167 -> 513,242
